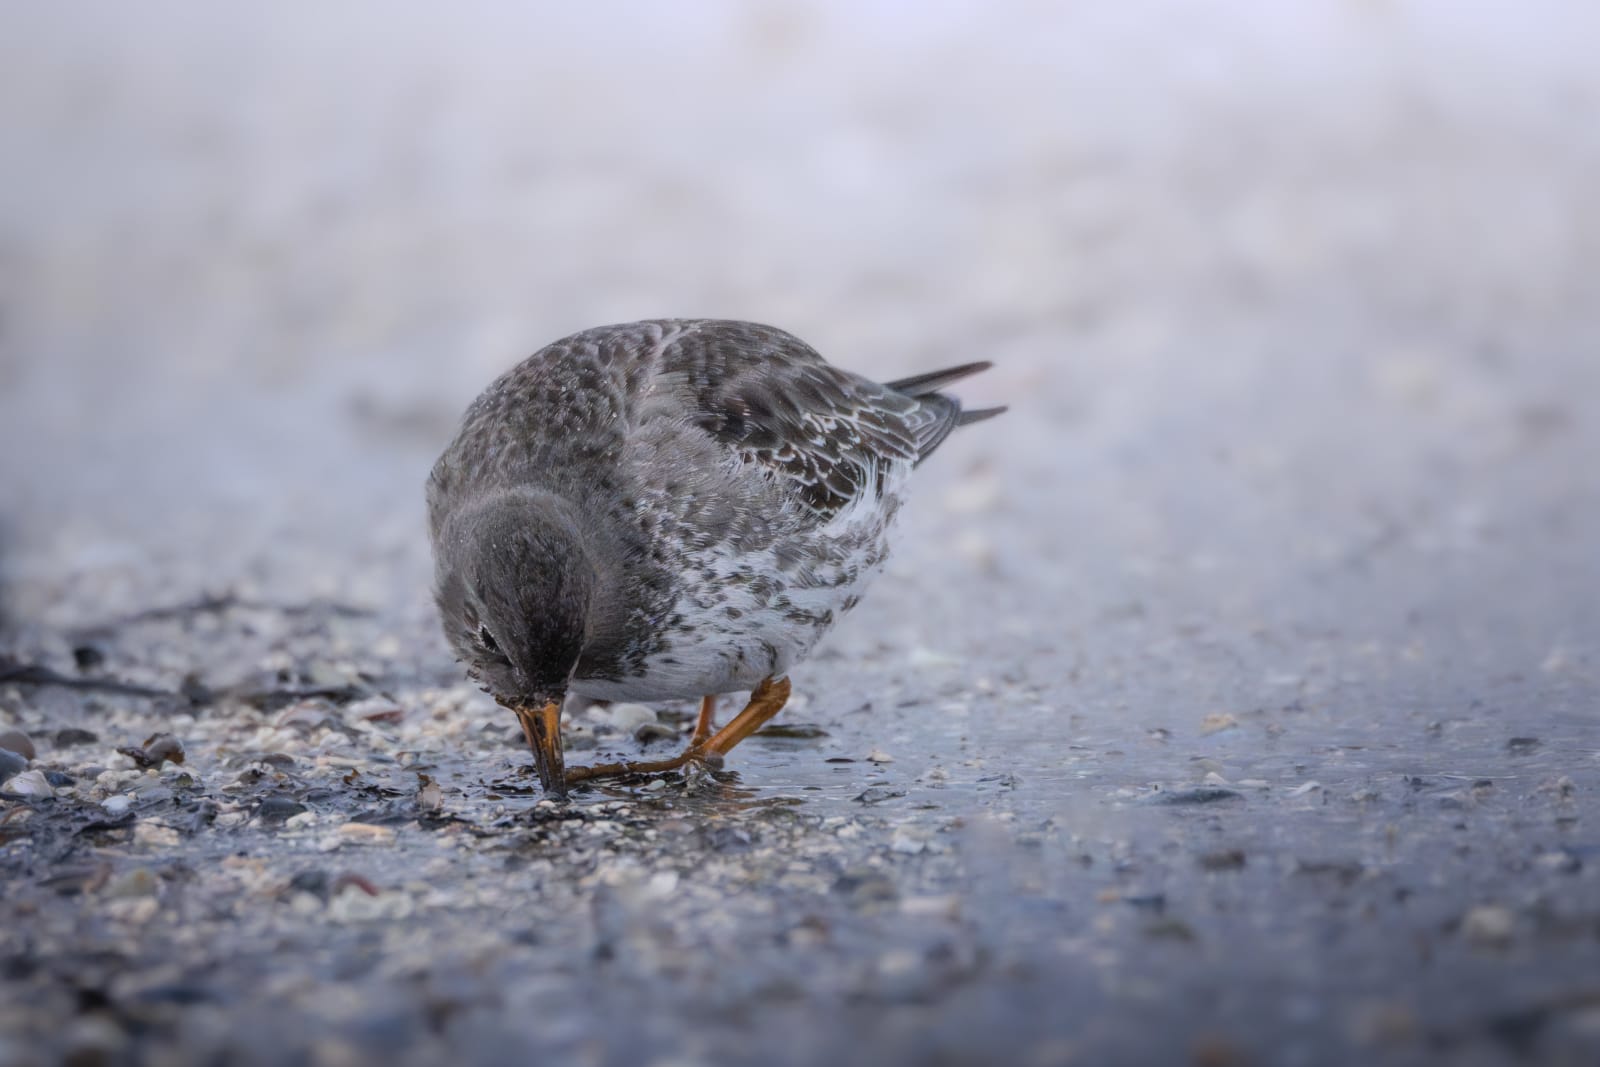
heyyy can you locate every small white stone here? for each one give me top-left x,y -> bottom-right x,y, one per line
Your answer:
866,749 -> 895,764
104,896 -> 160,924
877,948 -> 922,977
327,887 -> 391,923
288,891 -> 323,916
338,822 -> 396,845
134,821 -> 181,848
890,831 -> 927,855
4,769 -> 54,797
604,703 -> 657,733
900,895 -> 960,919
1462,905 -> 1515,947
1534,851 -> 1581,874
646,870 -> 680,897
101,794 -> 134,815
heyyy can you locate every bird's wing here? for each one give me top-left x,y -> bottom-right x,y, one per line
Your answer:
650,320 -> 965,519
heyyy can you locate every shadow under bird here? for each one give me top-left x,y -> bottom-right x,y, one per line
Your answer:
427,319 -> 1003,796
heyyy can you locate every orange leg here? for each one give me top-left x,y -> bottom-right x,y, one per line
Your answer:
688,694 -> 717,747
702,676 -> 792,757
564,678 -> 790,785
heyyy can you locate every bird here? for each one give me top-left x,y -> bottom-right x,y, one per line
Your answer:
426,319 -> 1002,796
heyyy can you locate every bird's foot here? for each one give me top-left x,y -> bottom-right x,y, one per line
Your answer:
560,677 -> 790,788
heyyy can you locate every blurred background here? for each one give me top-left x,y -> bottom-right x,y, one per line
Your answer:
3,0 -> 1595,633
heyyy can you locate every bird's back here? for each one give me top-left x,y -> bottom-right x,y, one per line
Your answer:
428,319 -> 1000,700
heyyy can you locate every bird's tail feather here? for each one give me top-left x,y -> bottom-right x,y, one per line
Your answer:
956,404 -> 1007,425
885,360 -> 993,397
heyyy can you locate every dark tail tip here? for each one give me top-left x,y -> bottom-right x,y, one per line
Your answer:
957,404 -> 1007,425
885,360 -> 994,397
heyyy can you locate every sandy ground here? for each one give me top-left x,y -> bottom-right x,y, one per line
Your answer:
2,4 -> 1598,1065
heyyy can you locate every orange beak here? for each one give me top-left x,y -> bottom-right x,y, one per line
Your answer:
514,700 -> 567,797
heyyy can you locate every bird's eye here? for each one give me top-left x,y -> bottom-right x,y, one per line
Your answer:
479,626 -> 499,653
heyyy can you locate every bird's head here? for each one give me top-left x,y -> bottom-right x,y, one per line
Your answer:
431,489 -> 594,794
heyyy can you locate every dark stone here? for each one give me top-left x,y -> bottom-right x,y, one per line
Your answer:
257,795 -> 307,823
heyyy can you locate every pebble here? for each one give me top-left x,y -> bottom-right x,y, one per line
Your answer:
876,948 -> 922,977
53,727 -> 99,747
327,885 -> 411,923
105,896 -> 160,924
1142,785 -> 1242,806
1534,850 -> 1582,874
0,729 -> 36,760
338,822 -> 397,845
119,733 -> 186,769
889,830 -> 927,855
866,749 -> 895,764
900,895 -> 960,919
4,769 -> 54,797
633,722 -> 678,744
97,768 -> 142,791
1198,849 -> 1247,872
105,867 -> 161,898
101,794 -> 134,815
604,703 -> 657,733
63,1016 -> 129,1061
1462,905 -> 1515,947
134,821 -> 182,848
757,722 -> 830,739
258,795 -> 308,822
0,749 -> 27,786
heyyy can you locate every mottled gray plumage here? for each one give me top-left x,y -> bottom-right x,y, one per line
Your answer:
427,318 -> 1001,720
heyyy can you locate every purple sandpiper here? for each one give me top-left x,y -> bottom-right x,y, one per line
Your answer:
427,319 -> 1002,795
